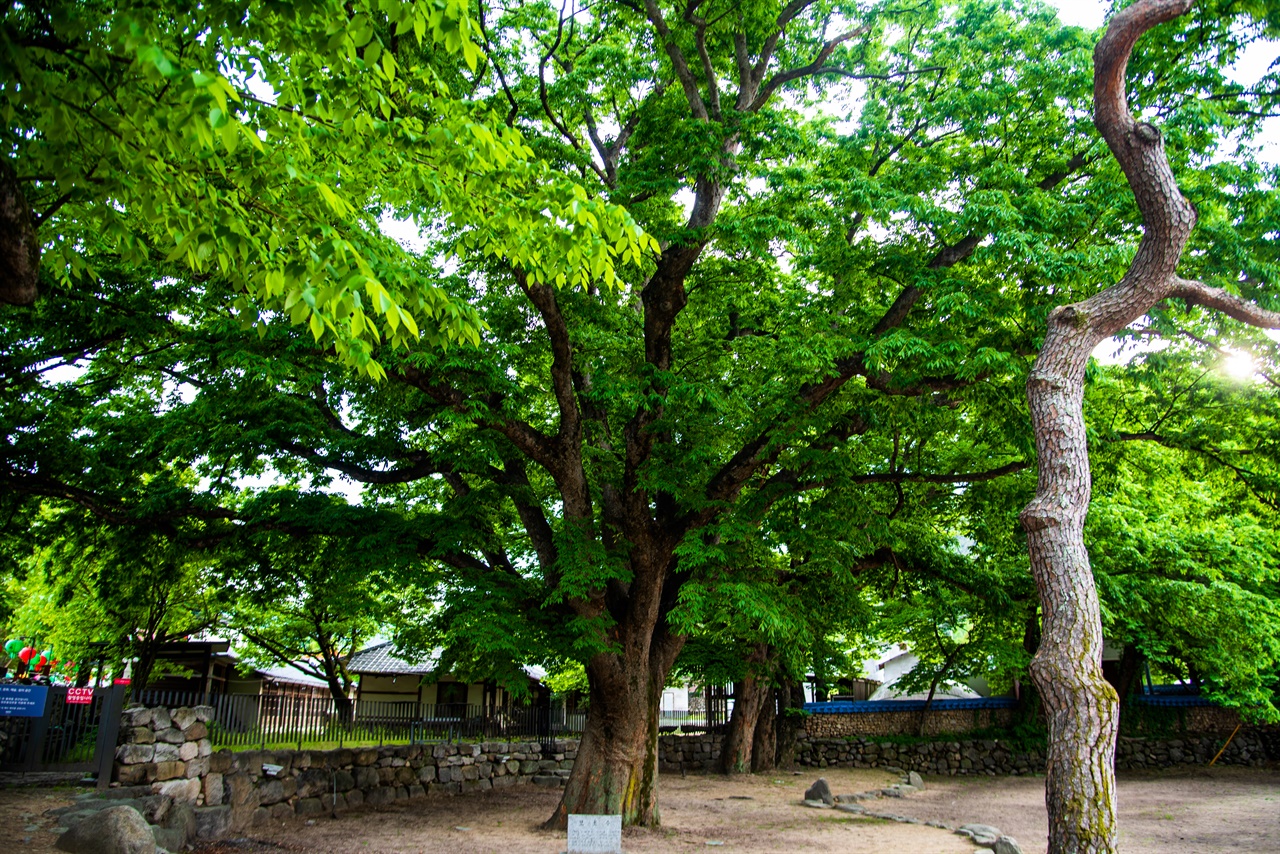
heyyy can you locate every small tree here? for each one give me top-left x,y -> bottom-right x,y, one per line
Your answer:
222,518 -> 400,721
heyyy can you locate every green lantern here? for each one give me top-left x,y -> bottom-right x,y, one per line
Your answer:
3,638 -> 21,657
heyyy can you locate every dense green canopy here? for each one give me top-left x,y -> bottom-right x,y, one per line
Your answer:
2,0 -> 1279,834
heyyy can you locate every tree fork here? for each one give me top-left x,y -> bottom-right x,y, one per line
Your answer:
1020,1 -> 1280,851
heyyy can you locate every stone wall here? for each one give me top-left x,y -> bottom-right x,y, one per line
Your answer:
117,703 -> 1273,841
658,729 -> 1272,777
803,708 -> 1015,738
115,704 -> 577,837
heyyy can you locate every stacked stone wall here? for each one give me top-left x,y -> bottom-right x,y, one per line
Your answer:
115,704 -> 577,836
803,708 -> 1015,738
657,729 -> 1271,777
117,704 -> 1274,841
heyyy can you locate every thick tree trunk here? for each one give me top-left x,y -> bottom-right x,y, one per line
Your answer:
750,686 -> 777,773
719,680 -> 767,773
0,159 -> 39,306
774,678 -> 805,770
546,650 -> 668,828
1112,645 -> 1144,705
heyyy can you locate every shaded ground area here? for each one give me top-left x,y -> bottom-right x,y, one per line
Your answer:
872,766 -> 1280,854
4,766 -> 1278,853
2,784 -> 78,853
203,768 -> 974,854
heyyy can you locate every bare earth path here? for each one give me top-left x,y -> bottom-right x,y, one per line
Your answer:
886,766 -> 1280,854
5,766 -> 1278,853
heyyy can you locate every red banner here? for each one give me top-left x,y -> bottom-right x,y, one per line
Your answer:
66,687 -> 94,704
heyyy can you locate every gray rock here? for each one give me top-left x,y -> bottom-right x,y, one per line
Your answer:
880,788 -> 903,798
55,805 -> 156,854
993,838 -> 1024,854
804,778 -> 835,805
364,787 -> 395,806
156,778 -> 200,804
801,799 -> 833,809
295,798 -> 323,816
164,801 -> 196,845
116,744 -> 155,765
958,824 -> 1003,839
152,743 -> 180,763
194,805 -> 232,840
256,780 -> 287,806
150,826 -> 186,852
170,708 -> 197,731
295,768 -> 331,799
150,708 -> 171,731
907,771 -> 924,789
834,803 -> 865,814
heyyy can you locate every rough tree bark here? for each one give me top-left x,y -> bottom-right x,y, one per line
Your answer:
751,685 -> 778,773
774,678 -> 806,770
718,644 -> 771,774
545,632 -> 682,828
0,158 -> 40,306
1020,2 -> 1280,852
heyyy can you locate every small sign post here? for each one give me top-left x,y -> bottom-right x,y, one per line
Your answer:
567,814 -> 622,854
66,687 -> 94,705
0,684 -> 48,717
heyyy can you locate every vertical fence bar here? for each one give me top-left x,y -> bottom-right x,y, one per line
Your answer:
94,684 -> 126,791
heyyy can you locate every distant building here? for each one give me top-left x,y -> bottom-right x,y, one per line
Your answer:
142,640 -> 330,701
346,642 -> 549,712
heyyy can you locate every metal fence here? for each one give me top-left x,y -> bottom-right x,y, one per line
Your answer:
0,684 -> 124,786
126,689 -> 722,751
131,690 -> 593,751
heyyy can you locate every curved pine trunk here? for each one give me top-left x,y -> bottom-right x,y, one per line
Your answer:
1021,334 -> 1121,851
1020,4 -> 1219,850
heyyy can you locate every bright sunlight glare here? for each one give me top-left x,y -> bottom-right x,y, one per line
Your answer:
1223,350 -> 1257,381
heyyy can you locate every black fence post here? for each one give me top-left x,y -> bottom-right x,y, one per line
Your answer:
94,685 -> 126,791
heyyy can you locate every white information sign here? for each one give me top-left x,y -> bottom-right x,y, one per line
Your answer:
567,814 -> 622,854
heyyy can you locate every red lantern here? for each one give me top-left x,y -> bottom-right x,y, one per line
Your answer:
36,655 -> 47,668
18,646 -> 35,663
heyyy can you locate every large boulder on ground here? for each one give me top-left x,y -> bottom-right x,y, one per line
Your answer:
803,778 -> 835,805
993,838 -> 1024,854
55,805 -> 156,854
907,771 -> 924,789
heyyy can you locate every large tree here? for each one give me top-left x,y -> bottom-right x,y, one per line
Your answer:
4,0 -> 1278,842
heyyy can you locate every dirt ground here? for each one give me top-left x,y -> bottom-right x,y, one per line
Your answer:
886,766 -> 1280,854
3,765 -> 1278,853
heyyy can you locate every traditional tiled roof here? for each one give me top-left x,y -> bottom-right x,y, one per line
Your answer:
346,642 -> 438,676
255,664 -> 330,688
